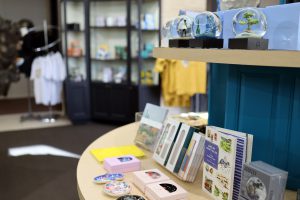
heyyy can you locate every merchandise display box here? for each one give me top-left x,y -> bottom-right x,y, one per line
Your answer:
189,38 -> 224,49
228,38 -> 268,50
104,155 -> 141,173
239,161 -> 288,200
145,180 -> 188,200
132,169 -> 170,193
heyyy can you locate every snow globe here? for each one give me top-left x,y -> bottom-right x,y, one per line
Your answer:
189,12 -> 223,48
168,15 -> 193,48
229,8 -> 268,49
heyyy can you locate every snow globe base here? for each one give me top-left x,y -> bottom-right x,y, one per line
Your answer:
228,38 -> 268,50
169,39 -> 190,48
189,38 -> 223,49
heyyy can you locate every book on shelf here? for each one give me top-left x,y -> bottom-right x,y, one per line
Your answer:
202,126 -> 253,200
134,103 -> 168,152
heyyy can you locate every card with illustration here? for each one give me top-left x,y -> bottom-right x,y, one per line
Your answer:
202,126 -> 253,200
134,103 -> 169,152
153,119 -> 181,166
202,126 -> 237,200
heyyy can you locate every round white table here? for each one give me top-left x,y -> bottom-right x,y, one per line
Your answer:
77,123 -> 296,200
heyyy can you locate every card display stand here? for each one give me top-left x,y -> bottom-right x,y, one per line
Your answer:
228,38 -> 269,50
189,38 -> 224,49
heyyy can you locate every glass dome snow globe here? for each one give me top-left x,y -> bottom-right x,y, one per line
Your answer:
173,15 -> 193,39
161,20 -> 173,40
192,12 -> 222,39
233,8 -> 267,38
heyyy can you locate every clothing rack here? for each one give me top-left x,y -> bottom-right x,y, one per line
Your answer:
20,20 -> 61,123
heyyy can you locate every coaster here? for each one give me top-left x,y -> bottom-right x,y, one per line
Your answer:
94,173 -> 124,184
103,181 -> 131,197
116,195 -> 146,200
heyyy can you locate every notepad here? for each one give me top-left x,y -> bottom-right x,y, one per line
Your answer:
90,145 -> 145,162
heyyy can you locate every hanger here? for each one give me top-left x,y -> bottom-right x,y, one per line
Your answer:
27,21 -> 60,53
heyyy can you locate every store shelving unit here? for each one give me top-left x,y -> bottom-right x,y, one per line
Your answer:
61,0 -> 161,123
89,0 -> 161,122
61,0 -> 91,122
153,47 -> 300,189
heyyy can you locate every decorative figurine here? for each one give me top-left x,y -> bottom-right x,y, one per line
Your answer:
168,15 -> 193,48
229,8 -> 268,50
189,12 -> 223,48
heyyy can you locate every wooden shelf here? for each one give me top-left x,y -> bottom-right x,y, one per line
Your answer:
153,48 -> 300,68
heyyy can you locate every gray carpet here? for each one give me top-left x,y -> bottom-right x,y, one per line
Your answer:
0,122 -> 118,200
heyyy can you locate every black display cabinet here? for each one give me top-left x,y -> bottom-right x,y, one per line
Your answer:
61,0 -> 91,123
61,0 -> 161,123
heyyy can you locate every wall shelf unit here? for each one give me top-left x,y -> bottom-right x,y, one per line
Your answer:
153,48 -> 300,68
154,46 -> 300,189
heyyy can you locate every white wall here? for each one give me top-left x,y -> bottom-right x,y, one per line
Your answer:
161,0 -> 207,24
0,0 -> 51,99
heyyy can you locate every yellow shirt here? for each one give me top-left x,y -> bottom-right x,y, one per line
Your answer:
155,59 -> 207,107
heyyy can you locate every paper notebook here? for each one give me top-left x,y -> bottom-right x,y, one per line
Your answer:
90,145 -> 145,162
202,126 -> 253,200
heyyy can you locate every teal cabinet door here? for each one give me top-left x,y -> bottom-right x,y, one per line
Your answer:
209,64 -> 300,189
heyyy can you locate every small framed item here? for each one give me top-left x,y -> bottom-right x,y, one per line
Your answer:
116,195 -> 146,200
132,169 -> 170,193
145,180 -> 188,200
93,173 -> 124,184
104,155 -> 141,173
103,181 -> 131,197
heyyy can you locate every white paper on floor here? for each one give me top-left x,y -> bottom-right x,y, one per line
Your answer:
8,144 -> 80,159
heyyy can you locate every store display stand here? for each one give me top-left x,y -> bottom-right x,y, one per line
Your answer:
20,20 -> 61,123
20,79 -> 41,122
